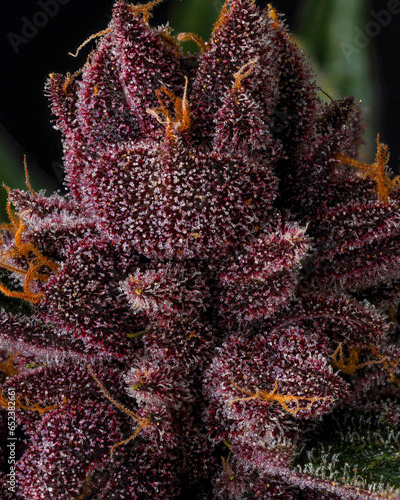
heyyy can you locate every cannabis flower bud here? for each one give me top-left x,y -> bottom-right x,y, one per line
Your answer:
0,1 -> 400,498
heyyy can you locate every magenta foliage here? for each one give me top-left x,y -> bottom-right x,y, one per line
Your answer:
0,1 -> 400,499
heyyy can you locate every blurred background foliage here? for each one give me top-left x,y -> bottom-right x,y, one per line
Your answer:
295,0 -> 376,155
0,130 -> 58,224
0,0 -> 382,222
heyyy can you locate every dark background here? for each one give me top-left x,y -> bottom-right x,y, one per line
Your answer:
0,0 -> 399,201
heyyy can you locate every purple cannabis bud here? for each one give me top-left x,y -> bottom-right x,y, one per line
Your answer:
215,222 -> 310,323
1,1 -> 400,498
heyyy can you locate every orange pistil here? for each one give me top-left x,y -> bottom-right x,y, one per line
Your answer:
53,50 -> 93,95
2,186 -> 17,229
62,68 -> 85,94
0,206 -> 58,304
88,365 -> 150,459
331,343 -> 376,376
130,0 -> 164,23
16,395 -> 67,414
0,390 -> 66,413
0,352 -> 19,377
23,156 -> 37,199
267,4 -> 281,29
332,343 -> 400,388
229,379 -> 332,417
213,0 -> 230,34
336,135 -> 400,204
232,57 -> 258,92
158,27 -> 180,51
129,276 -> 143,296
0,390 -> 8,409
49,70 -> 81,96
177,33 -> 207,54
64,27 -> 111,93
147,76 -> 191,139
68,28 -> 110,58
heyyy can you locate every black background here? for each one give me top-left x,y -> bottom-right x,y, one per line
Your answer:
0,0 -> 399,191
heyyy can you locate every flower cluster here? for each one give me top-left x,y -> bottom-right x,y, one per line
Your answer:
1,1 -> 400,498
